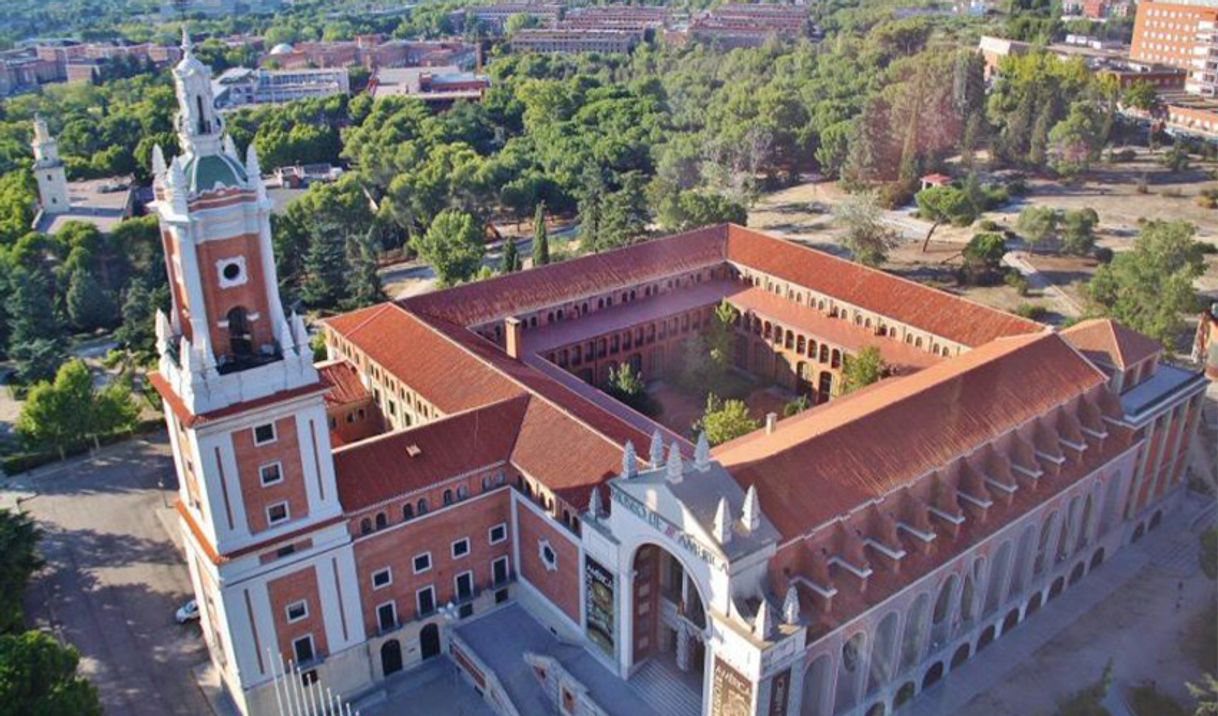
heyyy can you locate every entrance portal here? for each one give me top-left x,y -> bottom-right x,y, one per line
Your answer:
420,623 -> 441,660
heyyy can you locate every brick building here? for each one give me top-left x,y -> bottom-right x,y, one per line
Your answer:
152,41 -> 1208,716
1131,0 -> 1218,69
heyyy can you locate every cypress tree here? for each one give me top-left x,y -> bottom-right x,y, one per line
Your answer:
501,236 -> 520,273
300,222 -> 349,309
532,202 -> 549,267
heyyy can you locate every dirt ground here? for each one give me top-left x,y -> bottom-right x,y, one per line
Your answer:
646,380 -> 792,437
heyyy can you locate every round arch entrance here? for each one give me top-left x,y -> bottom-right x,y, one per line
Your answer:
628,543 -> 710,702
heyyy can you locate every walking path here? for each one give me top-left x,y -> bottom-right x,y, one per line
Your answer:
1002,250 -> 1084,318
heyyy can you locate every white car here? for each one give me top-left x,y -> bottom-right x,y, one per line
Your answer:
175,599 -> 200,624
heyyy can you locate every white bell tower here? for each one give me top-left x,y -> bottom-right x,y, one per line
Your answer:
32,116 -> 70,214
173,28 -> 224,157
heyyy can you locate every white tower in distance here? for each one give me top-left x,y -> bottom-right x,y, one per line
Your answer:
32,116 -> 70,214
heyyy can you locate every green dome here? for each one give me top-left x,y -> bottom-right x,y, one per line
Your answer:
182,153 -> 248,194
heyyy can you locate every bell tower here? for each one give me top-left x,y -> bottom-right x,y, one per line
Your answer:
150,31 -> 368,715
32,116 -> 70,214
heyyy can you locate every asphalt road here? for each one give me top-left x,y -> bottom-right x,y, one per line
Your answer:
4,435 -> 212,716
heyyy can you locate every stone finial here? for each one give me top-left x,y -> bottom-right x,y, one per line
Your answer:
181,25 -> 193,54
666,441 -> 683,483
742,484 -> 760,532
754,599 -> 774,639
713,497 -> 732,545
151,144 -> 167,182
155,309 -> 171,353
694,431 -> 710,471
621,440 -> 638,478
588,486 -> 602,519
649,429 -> 664,466
223,134 -> 239,160
783,585 -> 800,625
245,142 -> 262,180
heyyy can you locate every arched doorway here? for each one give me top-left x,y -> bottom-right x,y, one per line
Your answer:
921,662 -> 944,690
893,682 -> 916,710
865,702 -> 886,716
1048,576 -> 1065,601
977,625 -> 996,652
1026,592 -> 1043,616
817,372 -> 833,403
629,543 -> 708,706
1089,548 -> 1105,571
1131,523 -> 1145,543
800,654 -> 833,716
381,639 -> 403,676
1002,609 -> 1020,634
950,643 -> 970,669
419,623 -> 441,660
227,307 -> 253,357
1149,510 -> 1163,531
1069,562 -> 1086,586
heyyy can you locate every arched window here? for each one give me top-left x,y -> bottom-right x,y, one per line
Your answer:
443,489 -> 453,506
402,503 -> 414,521
360,518 -> 372,535
457,485 -> 468,500
417,498 -> 429,515
227,307 -> 253,357
374,512 -> 387,530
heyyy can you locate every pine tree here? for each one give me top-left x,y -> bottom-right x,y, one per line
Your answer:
7,265 -> 66,383
344,230 -> 385,309
501,236 -> 520,273
116,280 -> 155,357
1029,102 -> 1054,169
65,267 -> 116,332
531,202 -> 549,267
300,222 -> 349,309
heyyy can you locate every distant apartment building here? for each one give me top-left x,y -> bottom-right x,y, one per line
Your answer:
0,40 -> 182,96
1131,0 -> 1218,69
370,65 -> 491,105
464,2 -> 564,32
211,67 -> 351,109
1187,20 -> 1218,95
264,36 -> 478,71
560,6 -> 672,31
688,3 -> 814,49
511,28 -> 644,54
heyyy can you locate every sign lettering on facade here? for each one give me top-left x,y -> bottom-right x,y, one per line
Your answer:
584,556 -> 615,657
711,656 -> 753,716
611,486 -> 724,570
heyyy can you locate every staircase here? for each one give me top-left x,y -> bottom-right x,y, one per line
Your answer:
628,658 -> 702,716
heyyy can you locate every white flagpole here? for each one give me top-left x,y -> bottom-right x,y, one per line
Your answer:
268,648 -> 286,716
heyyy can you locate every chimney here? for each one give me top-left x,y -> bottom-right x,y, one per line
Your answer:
505,316 -> 523,360
765,412 -> 778,434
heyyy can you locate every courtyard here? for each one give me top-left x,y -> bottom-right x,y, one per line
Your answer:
644,378 -> 794,438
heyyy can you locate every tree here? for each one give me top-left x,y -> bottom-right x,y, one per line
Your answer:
1187,673 -> 1218,715
840,346 -> 886,395
501,237 -> 521,273
1061,208 -> 1099,256
961,232 -> 1008,285
531,202 -> 550,267
344,230 -> 385,309
696,394 -> 759,446
413,209 -> 485,286
115,280 -> 157,359
1050,100 -> 1105,178
1162,139 -> 1191,173
1017,206 -> 1061,247
1086,220 -> 1204,349
916,186 -> 977,251
706,301 -> 738,385
299,222 -> 350,309
1123,80 -> 1158,112
6,266 -> 66,384
65,266 -> 117,332
16,360 -> 140,457
0,510 -> 41,634
835,192 -> 899,266
0,631 -> 102,716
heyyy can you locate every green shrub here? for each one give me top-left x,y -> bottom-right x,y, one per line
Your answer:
979,219 -> 1000,232
1094,247 -> 1115,264
1014,302 -> 1048,320
1005,270 -> 1031,296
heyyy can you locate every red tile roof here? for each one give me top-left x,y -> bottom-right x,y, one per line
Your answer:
713,331 -> 1106,539
724,225 -> 1041,347
334,397 -> 528,511
401,225 -> 728,326
318,360 -> 370,407
323,303 -> 522,414
727,285 -> 943,372
1060,318 -> 1162,370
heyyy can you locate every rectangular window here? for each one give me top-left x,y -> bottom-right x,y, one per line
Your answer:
451,538 -> 470,559
285,600 -> 308,624
412,552 -> 432,574
376,601 -> 397,632
416,586 -> 436,617
259,462 -> 283,486
292,635 -> 315,664
492,556 -> 510,585
372,568 -> 392,589
455,571 -> 474,601
253,423 -> 277,446
488,523 -> 507,545
267,502 -> 289,525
